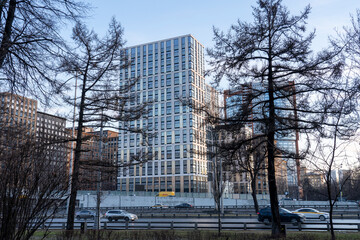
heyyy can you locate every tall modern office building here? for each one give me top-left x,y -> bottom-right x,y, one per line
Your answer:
224,82 -> 299,193
117,35 -> 215,193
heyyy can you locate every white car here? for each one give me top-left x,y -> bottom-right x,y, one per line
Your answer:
151,204 -> 169,209
104,210 -> 138,222
292,208 -> 329,221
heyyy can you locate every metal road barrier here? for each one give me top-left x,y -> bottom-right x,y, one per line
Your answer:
41,220 -> 360,232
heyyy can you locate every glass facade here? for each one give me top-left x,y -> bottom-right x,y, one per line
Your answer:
118,35 -> 210,193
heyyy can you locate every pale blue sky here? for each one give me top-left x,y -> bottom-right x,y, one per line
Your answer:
83,0 -> 360,161
85,0 -> 359,53
55,1 -> 360,160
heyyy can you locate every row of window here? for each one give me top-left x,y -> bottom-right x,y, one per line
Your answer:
119,142 -> 207,163
121,129 -> 191,147
120,144 -> 191,161
128,87 -> 204,110
126,37 -> 189,58
122,70 -> 204,91
120,159 -> 207,176
121,130 -> 207,149
117,176 -> 209,193
1,96 -> 37,108
123,113 -> 191,132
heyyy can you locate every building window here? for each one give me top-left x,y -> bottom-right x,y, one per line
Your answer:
161,103 -> 165,115
161,89 -> 165,102
154,162 -> 158,175
183,115 -> 187,128
167,161 -> 172,175
161,117 -> 165,130
174,115 -> 180,128
161,132 -> 165,145
166,88 -> 172,101
148,77 -> 153,89
166,131 -> 172,144
183,129 -> 187,143
166,74 -> 172,86
161,162 -> 165,175
174,72 -> 179,85
161,75 -> 165,87
175,145 -> 180,159
166,116 -> 172,129
148,91 -> 153,101
166,146 -> 172,159
154,76 -> 159,88
161,147 -> 165,159
174,101 -> 180,114
175,130 -> 180,143
154,104 -> 158,116
174,87 -> 180,98
166,102 -> 172,115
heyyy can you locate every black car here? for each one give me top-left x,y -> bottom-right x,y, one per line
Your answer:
174,203 -> 193,208
257,207 -> 305,225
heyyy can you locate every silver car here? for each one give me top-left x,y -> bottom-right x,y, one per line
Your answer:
293,208 -> 329,221
104,210 -> 138,222
75,210 -> 95,220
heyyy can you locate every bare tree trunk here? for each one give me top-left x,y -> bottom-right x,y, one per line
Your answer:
0,0 -> 16,68
267,47 -> 282,237
327,180 -> 336,240
217,198 -> 221,236
66,73 -> 87,231
250,178 -> 260,213
96,173 -> 101,238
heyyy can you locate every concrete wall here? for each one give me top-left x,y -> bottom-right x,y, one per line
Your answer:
77,192 -> 357,209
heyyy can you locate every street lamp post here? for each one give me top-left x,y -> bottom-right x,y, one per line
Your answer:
87,193 -> 90,208
94,110 -> 104,230
66,71 -> 78,215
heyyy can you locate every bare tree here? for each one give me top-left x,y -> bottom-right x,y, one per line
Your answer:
341,171 -> 360,200
0,0 -> 87,100
306,79 -> 360,240
227,137 -> 267,214
0,122 -> 68,240
342,9 -> 360,78
206,126 -> 226,236
207,0 -> 343,237
61,19 -> 149,231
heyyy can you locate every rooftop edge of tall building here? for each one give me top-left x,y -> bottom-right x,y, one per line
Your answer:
124,34 -> 204,49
